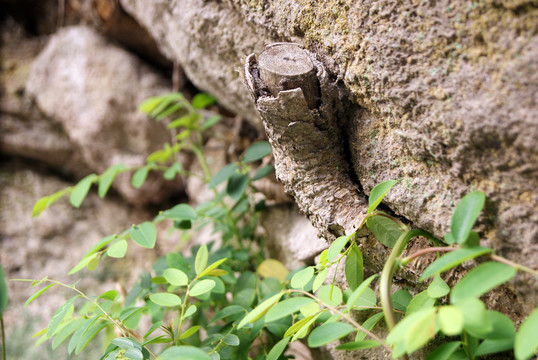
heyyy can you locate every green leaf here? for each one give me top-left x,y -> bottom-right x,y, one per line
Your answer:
130,222 -> 157,249
111,337 -> 142,350
427,274 -> 450,298
366,216 -> 403,248
47,296 -> 78,336
420,247 -> 493,281
454,297 -> 492,338
476,338 -> 514,356
450,191 -> 485,244
98,290 -> 118,301
194,245 -> 209,276
156,103 -> 183,120
68,253 -> 98,275
183,304 -> 198,319
317,285 -> 343,307
163,268 -> 188,287
387,307 -> 437,354
336,340 -> 380,350
346,274 -> 377,311
179,326 -> 200,340
32,189 -> 67,217
98,164 -> 126,198
131,166 -> 150,189
70,174 -> 97,208
226,173 -> 249,200
437,305 -> 464,335
243,141 -> 272,162
468,310 -> 515,340
32,196 -> 51,217
406,291 -> 435,316
252,165 -> 274,181
0,265 -> 8,314
149,96 -> 175,118
120,307 -> 147,323
353,287 -> 377,308
308,322 -> 354,347
327,233 -> 353,261
237,292 -> 285,329
209,163 -> 239,188
267,336 -> 290,360
367,180 -> 398,214
68,316 -> 99,354
355,312 -> 384,341
222,334 -> 240,346
515,308 -> 538,360
312,268 -> 328,293
198,258 -> 228,278
450,262 -> 516,304
162,204 -> 197,221
345,244 -> 363,290
210,305 -> 246,324
192,93 -> 216,109
157,346 -> 211,360
149,293 -> 181,307
391,290 -> 412,312
291,267 -> 314,289
163,162 -> 182,180
190,279 -> 216,297
25,283 -> 56,307
139,96 -> 166,114
51,318 -> 85,350
75,321 -> 107,354
265,297 -> 316,323
257,259 -> 289,282
83,235 -> 116,259
106,239 -> 128,258
201,114 -> 222,131
425,342 -> 461,360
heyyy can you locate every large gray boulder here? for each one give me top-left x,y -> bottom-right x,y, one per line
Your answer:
24,26 -> 182,205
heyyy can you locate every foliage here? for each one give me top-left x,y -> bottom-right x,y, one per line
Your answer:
8,93 -> 537,360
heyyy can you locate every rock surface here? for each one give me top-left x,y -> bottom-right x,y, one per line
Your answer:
121,0 -> 537,307
0,161 -> 154,330
24,26 -> 182,205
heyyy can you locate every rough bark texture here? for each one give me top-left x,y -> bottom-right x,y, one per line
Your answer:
246,44 -> 368,239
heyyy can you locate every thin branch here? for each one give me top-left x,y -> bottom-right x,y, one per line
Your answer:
400,247 -> 455,266
287,289 -> 393,353
491,255 -> 538,276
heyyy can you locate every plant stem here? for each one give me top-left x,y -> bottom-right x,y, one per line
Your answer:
400,247 -> 455,266
1,315 -> 5,360
289,289 -> 393,353
175,284 -> 192,345
491,254 -> 538,276
379,229 -> 430,331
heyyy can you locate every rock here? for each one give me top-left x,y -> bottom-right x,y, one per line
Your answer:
0,20 -> 93,177
262,204 -> 327,270
25,26 -> 183,205
0,161 -> 156,331
120,0 -> 267,125
119,0 -> 537,315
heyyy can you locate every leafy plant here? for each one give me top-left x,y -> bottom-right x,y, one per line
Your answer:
239,181 -> 538,359
11,92 -> 538,360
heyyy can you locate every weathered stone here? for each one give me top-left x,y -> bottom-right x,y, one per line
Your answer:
25,26 -> 182,205
262,204 -> 326,270
120,0 -> 268,125
0,161 -> 156,330
120,0 -> 537,315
